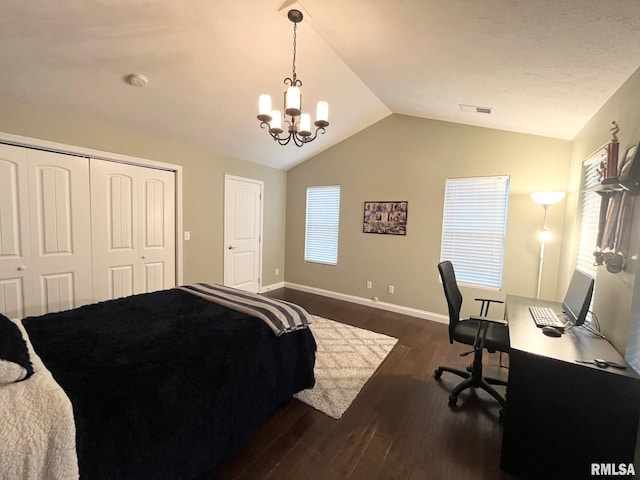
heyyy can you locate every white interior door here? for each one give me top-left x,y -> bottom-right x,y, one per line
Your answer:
224,175 -> 263,293
91,159 -> 176,301
0,144 -> 32,319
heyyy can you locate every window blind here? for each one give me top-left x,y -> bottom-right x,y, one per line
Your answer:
440,176 -> 510,289
576,150 -> 605,277
305,185 -> 340,265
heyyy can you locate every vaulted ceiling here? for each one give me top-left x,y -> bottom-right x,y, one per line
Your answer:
2,1 -> 640,169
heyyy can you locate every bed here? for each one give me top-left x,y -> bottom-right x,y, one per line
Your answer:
0,284 -> 316,480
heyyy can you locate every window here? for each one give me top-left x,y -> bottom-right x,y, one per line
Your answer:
440,175 -> 510,289
577,149 -> 604,325
577,150 -> 605,277
305,185 -> 340,265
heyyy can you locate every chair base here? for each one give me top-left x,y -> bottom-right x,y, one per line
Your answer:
434,365 -> 506,408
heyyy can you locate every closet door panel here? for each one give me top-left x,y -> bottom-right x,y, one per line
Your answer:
110,265 -> 134,299
41,273 -> 74,313
139,168 -> 175,293
143,262 -> 164,292
0,153 -> 27,258
27,149 -> 92,315
91,159 -> 139,301
109,174 -> 134,250
0,279 -> 26,320
0,145 -> 33,319
36,165 -> 73,254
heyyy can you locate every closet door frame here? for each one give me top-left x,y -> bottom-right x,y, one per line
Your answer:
0,132 -> 184,287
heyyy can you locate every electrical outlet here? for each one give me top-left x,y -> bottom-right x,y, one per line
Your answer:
366,281 -> 372,289
184,231 -> 191,240
388,285 -> 395,294
275,268 -> 279,276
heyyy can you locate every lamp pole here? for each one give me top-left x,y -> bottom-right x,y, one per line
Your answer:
536,204 -> 550,299
530,191 -> 565,299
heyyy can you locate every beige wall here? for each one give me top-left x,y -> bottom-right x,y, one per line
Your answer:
6,66 -> 639,357
0,98 -> 287,288
285,114 -> 571,320
565,66 -> 640,354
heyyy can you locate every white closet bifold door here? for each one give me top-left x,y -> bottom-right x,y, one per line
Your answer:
0,144 -> 93,318
90,158 -> 175,302
0,144 -> 31,320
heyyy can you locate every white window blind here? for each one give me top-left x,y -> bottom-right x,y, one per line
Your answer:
305,185 -> 340,265
440,176 -> 510,289
576,150 -> 605,277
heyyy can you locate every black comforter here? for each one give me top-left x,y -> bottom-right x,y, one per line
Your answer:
23,289 -> 316,480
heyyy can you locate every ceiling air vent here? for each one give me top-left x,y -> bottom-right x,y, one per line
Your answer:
460,104 -> 492,114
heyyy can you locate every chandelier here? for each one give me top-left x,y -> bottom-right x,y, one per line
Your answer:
257,9 -> 329,147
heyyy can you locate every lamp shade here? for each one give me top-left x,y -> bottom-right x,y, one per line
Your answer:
299,113 -> 311,136
285,86 -> 301,116
316,101 -> 328,122
269,110 -> 283,134
257,94 -> 272,122
531,191 -> 566,206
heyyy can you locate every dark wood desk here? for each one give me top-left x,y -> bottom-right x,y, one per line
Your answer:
501,295 -> 640,480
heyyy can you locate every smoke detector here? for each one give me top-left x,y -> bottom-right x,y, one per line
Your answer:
124,73 -> 149,87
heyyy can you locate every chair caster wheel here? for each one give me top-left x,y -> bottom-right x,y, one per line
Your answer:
448,394 -> 457,405
434,369 -> 442,380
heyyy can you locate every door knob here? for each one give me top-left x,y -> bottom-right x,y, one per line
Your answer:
228,245 -> 237,250
17,265 -> 26,271
141,255 -> 147,259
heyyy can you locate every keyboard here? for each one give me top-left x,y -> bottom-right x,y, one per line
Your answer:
529,306 -> 565,328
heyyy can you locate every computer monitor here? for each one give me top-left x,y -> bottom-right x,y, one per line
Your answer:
562,269 -> 595,327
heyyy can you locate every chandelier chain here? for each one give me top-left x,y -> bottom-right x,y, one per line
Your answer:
291,22 -> 297,83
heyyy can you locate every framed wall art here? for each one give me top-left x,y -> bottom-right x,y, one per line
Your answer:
363,201 -> 408,235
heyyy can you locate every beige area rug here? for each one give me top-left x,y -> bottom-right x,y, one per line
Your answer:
294,316 -> 398,419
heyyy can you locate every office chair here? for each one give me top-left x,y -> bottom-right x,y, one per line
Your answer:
434,261 -> 510,408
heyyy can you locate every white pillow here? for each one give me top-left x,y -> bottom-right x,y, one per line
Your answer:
0,358 -> 28,385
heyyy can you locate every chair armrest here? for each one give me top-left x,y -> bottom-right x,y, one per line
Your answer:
474,297 -> 504,305
469,315 -> 508,327
474,297 -> 504,317
469,315 -> 508,351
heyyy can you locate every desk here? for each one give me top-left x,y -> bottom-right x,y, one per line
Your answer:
501,295 -> 640,480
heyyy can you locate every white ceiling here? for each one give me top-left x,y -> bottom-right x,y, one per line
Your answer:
2,1 -> 640,170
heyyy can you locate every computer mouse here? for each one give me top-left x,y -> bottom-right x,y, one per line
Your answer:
542,326 -> 562,337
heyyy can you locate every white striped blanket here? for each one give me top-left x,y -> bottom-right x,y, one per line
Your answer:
177,283 -> 312,336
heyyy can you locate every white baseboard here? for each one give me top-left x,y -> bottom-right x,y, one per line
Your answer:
283,282 -> 448,324
260,281 -> 285,293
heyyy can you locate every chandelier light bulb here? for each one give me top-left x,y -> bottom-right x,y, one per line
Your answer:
285,86 -> 301,116
258,94 -> 272,122
316,101 -> 329,126
299,113 -> 312,136
269,110 -> 283,134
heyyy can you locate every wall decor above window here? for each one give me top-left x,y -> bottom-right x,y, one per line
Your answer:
363,201 -> 408,235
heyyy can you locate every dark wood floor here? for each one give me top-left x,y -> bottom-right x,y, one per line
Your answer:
205,288 -> 516,480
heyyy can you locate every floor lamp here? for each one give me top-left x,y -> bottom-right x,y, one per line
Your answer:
531,191 -> 566,299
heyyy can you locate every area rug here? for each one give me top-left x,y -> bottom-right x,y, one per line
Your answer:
294,316 -> 398,419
